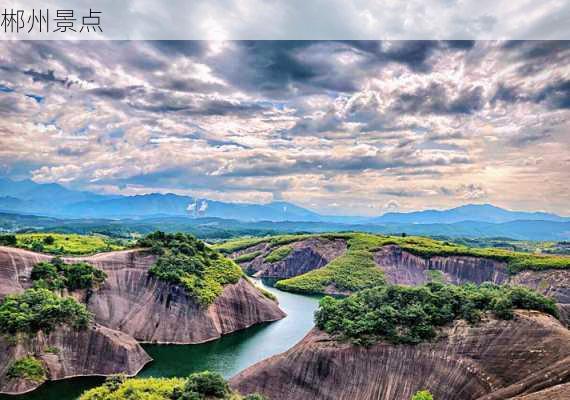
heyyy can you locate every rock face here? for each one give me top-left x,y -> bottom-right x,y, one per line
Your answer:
0,246 -> 50,298
373,245 -> 510,286
87,267 -> 286,343
231,311 -> 570,400
0,324 -> 151,395
0,245 -> 285,394
373,245 -> 570,324
0,246 -> 286,344
235,238 -> 347,279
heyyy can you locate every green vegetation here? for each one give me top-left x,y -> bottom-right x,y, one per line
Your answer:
15,233 -> 125,255
233,233 -> 570,295
214,234 -> 312,254
314,282 -> 558,346
234,251 -> 262,263
79,372 -> 268,400
275,233 -> 386,294
31,258 -> 107,291
375,234 -> 570,273
264,246 -> 293,263
0,233 -> 17,246
6,356 -> 46,382
411,390 -> 434,400
0,288 -> 91,334
140,232 -> 243,306
426,269 -> 444,283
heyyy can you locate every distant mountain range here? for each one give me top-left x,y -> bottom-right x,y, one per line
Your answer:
0,178 -> 568,228
369,203 -> 569,224
1,212 -> 570,241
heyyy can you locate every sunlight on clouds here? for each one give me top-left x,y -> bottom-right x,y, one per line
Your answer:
0,40 -> 568,215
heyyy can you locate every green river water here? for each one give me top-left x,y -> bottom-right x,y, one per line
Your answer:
0,280 -> 320,400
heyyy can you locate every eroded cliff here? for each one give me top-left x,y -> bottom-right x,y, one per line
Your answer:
0,246 -> 286,344
373,245 -> 570,323
0,324 -> 151,395
231,311 -> 570,400
373,244 -> 510,285
236,237 -> 347,279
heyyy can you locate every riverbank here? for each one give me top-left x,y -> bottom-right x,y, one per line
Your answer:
0,280 -> 320,400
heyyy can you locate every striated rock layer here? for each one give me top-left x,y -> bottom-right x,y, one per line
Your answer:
0,324 -> 151,395
231,311 -> 570,400
373,245 -> 510,286
374,245 -> 570,323
237,238 -> 347,279
0,246 -> 286,344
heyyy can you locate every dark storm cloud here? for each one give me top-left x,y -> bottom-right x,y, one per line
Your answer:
202,41 -> 476,98
535,80 -> 570,110
150,41 -> 207,57
86,85 -> 269,116
23,69 -> 68,85
492,80 -> 570,110
392,83 -> 484,115
87,86 -> 133,100
502,41 -> 570,76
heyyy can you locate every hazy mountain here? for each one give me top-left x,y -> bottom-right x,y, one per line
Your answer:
0,177 -> 107,205
2,212 -> 570,241
368,203 -> 569,224
1,178 -> 568,225
0,178 -> 323,221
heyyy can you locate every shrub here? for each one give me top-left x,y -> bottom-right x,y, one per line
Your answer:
80,377 -> 185,400
412,390 -> 434,400
0,234 -> 17,246
182,371 -> 229,398
79,372 -> 267,400
0,288 -> 92,334
270,232 -> 570,294
6,356 -> 46,382
314,283 -> 558,345
140,232 -> 243,306
43,235 -> 55,245
31,259 -> 107,291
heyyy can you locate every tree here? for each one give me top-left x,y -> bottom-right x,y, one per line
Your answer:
43,235 -> 55,245
0,234 -> 17,246
182,371 -> 229,398
411,390 -> 434,400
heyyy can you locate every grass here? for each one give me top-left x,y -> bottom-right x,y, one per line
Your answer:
264,246 -> 293,263
378,235 -> 570,273
213,234 -> 314,254
6,356 -> 46,382
15,233 -> 125,255
275,233 -> 386,294
266,232 -> 570,294
234,251 -> 262,263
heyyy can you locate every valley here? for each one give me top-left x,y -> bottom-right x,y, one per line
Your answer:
0,231 -> 569,399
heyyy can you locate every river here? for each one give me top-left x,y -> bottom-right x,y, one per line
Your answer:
0,280 -> 320,400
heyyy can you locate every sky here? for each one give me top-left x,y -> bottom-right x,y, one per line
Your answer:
0,40 -> 569,216
3,0 -> 570,39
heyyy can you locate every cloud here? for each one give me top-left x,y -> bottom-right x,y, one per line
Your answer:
392,83 -> 484,115
0,40 -> 569,216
